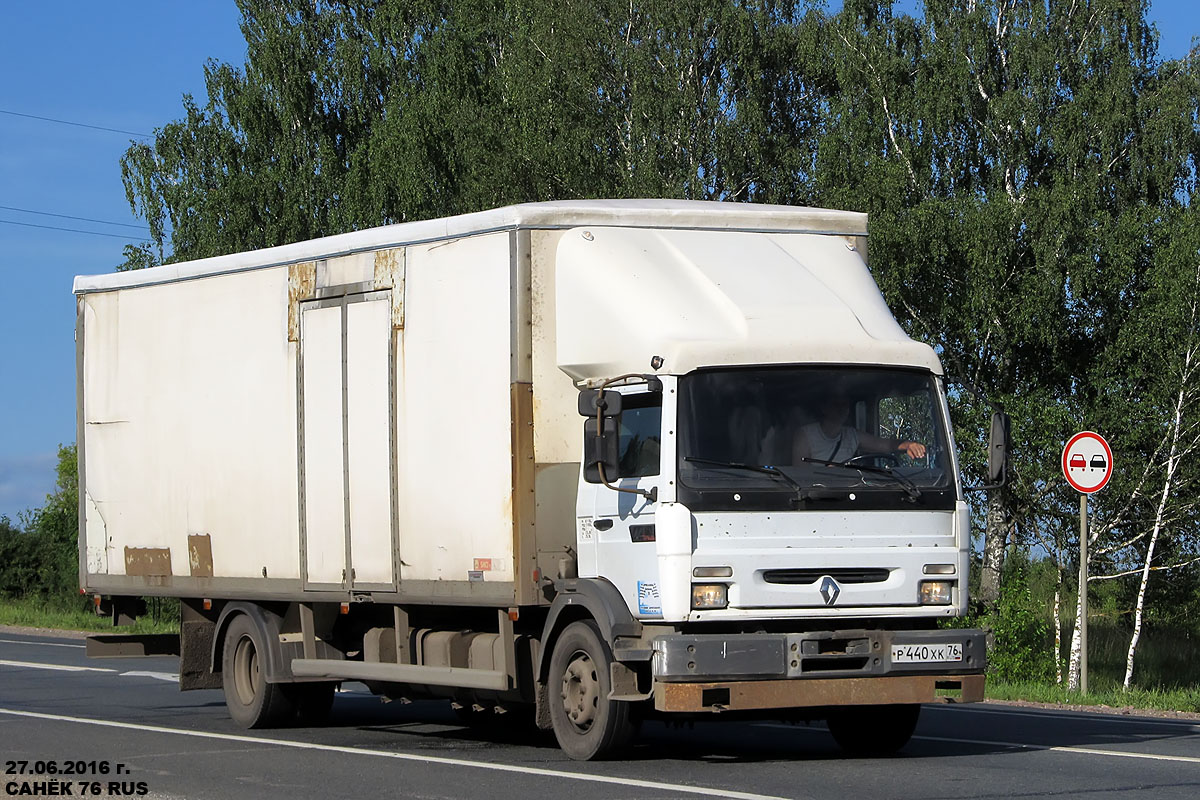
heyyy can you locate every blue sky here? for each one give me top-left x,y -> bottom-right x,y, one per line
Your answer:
0,1 -> 1196,522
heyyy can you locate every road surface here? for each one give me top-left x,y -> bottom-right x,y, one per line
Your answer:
1,630 -> 1198,799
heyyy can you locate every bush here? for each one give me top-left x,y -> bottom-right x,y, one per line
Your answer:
988,575 -> 1056,682
949,560 -> 1056,683
0,445 -> 86,609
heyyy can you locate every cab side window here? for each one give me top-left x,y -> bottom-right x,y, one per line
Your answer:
618,395 -> 662,478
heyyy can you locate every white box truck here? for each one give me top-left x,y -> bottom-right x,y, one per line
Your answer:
75,200 -> 993,759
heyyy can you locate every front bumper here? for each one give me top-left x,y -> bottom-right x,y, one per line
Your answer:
649,628 -> 986,712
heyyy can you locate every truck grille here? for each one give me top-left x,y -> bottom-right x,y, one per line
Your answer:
761,568 -> 891,585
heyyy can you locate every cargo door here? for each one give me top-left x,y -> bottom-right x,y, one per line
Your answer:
300,291 -> 398,590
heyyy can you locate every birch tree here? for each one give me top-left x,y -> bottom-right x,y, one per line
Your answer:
813,0 -> 1180,622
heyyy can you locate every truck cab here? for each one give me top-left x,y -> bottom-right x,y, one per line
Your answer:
559,222 -> 988,758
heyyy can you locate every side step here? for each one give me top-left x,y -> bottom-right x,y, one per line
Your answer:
86,633 -> 181,658
290,659 -> 509,691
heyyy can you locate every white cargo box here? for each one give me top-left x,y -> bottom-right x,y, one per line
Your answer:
75,199 -> 904,607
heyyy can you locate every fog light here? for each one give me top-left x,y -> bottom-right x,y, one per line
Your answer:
692,566 -> 733,578
919,580 -> 953,605
691,584 -> 728,609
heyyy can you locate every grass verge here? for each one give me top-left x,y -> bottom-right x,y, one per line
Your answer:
987,679 -> 1200,714
0,595 -> 179,634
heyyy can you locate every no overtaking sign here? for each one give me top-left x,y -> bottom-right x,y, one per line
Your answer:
1062,431 -> 1113,494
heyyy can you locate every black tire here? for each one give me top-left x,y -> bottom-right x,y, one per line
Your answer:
826,704 -> 921,756
548,620 -> 638,760
221,614 -> 297,728
286,682 -> 337,726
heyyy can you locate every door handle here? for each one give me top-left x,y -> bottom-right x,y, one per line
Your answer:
593,518 -> 614,531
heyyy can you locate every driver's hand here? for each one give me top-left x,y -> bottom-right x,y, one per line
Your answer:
898,441 -> 926,459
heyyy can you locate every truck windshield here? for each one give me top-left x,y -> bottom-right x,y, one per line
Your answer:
677,366 -> 956,512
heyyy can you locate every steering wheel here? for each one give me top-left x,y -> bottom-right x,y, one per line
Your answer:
843,452 -> 900,469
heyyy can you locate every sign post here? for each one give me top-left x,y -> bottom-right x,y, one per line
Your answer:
1061,431 -> 1113,695
1079,493 -> 1087,694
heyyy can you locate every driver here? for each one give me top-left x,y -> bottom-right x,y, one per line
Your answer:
794,391 -> 927,463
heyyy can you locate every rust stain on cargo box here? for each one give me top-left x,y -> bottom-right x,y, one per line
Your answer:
373,248 -> 405,329
510,382 -> 537,605
288,261 -> 317,341
124,547 -> 171,577
188,534 -> 214,577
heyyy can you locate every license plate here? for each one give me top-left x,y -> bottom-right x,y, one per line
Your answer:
891,642 -> 963,663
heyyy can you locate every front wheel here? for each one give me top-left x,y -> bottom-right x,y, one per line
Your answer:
548,621 -> 638,760
826,704 -> 921,756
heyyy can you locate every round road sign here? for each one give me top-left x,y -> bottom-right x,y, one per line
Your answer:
1062,431 -> 1113,494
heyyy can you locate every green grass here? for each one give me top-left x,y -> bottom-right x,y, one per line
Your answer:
1078,623 -> 1200,691
0,595 -> 179,634
987,679 -> 1200,714
984,621 -> 1200,715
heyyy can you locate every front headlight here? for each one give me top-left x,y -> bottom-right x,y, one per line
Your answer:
691,584 -> 728,609
919,580 -> 954,605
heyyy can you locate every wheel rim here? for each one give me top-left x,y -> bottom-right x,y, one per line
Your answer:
560,649 -> 600,732
232,634 -> 259,707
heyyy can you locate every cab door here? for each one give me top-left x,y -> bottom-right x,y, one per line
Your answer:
577,390 -> 663,618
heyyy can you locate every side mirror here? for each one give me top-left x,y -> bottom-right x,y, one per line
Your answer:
578,389 -> 623,417
580,389 -> 622,484
583,416 -> 622,484
988,412 -> 1010,485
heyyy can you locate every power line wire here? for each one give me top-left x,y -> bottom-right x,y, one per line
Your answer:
0,204 -> 149,231
0,219 -> 148,241
0,108 -> 151,139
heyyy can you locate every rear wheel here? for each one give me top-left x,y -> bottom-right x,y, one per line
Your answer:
826,704 -> 921,756
221,614 -> 297,728
548,620 -> 638,760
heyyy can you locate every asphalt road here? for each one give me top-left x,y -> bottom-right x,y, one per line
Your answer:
1,630 -> 1198,800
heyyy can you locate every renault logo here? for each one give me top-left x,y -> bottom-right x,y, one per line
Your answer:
819,576 -> 841,606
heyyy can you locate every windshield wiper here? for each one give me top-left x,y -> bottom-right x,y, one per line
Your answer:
684,457 -> 833,504
795,457 -> 923,501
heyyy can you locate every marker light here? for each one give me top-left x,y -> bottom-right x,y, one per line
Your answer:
922,564 -> 955,575
919,581 -> 954,605
692,566 -> 733,578
691,584 -> 729,610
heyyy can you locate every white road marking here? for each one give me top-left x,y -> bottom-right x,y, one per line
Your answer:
914,733 -> 1200,764
120,670 -> 179,683
756,723 -> 1200,764
0,659 -> 115,673
0,638 -> 86,649
0,708 -> 796,800
924,703 -> 1200,732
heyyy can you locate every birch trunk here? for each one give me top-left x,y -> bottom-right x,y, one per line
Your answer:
1053,569 -> 1063,685
979,490 -> 1008,619
1124,377 -> 1187,688
1124,523 -> 1162,689
1067,579 -> 1083,691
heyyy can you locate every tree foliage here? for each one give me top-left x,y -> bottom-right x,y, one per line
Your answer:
112,0 -> 1200,684
0,446 -> 81,605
